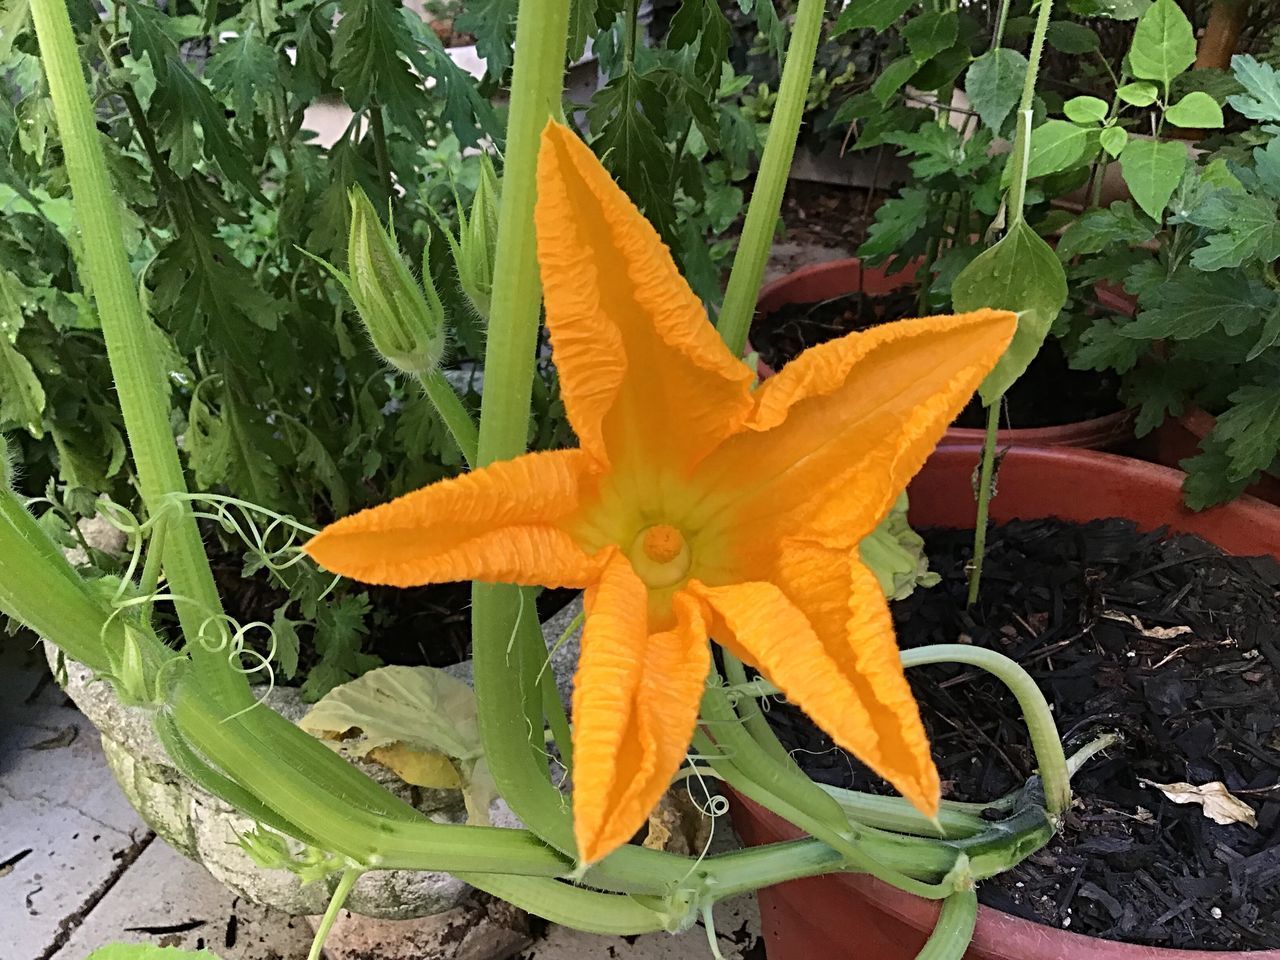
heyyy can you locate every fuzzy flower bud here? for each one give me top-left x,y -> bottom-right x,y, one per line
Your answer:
346,186 -> 446,377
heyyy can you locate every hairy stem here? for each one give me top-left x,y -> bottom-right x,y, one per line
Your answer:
966,399 -> 1001,606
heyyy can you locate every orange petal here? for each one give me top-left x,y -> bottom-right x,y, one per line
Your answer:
693,310 -> 1017,554
571,551 -> 710,864
305,450 -> 600,587
688,573 -> 939,818
535,121 -> 754,474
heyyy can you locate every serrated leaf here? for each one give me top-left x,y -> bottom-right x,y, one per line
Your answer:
206,27 -> 279,121
952,219 -> 1068,403
859,187 -> 932,259
334,0 -> 429,136
455,0 -> 518,80
0,334 -> 44,437
1100,125 -> 1129,157
965,48 -> 1028,134
270,605 -> 301,680
566,0 -> 597,61
1118,137 -> 1185,219
1227,54 -> 1280,123
1070,317 -> 1144,373
1064,95 -> 1109,123
1056,201 -> 1154,259
1186,192 -> 1280,271
587,68 -> 674,239
1164,90 -> 1224,128
1123,269 -> 1275,340
1128,0 -> 1195,86
833,0 -> 914,34
1046,20 -> 1099,53
872,55 -> 918,104
1214,385 -> 1280,481
902,11 -> 958,64
1025,119 -> 1093,178
1117,81 -> 1158,106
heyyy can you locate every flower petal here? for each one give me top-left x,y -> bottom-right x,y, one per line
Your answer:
689,573 -> 939,818
572,551 -> 710,864
693,310 -> 1017,552
305,450 -> 600,587
535,121 -> 754,473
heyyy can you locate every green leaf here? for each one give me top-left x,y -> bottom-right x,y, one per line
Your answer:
1124,269 -> 1275,340
1056,201 -> 1154,259
1186,192 -> 1280,272
1117,81 -> 1159,106
1128,0 -> 1195,86
902,11 -> 958,64
1070,317 -> 1144,373
965,48 -> 1028,134
1181,437 -> 1253,509
859,187 -> 932,259
0,0 -> 31,64
833,0 -> 914,34
87,947 -> 221,960
1118,137 -> 1185,219
1164,90 -> 1224,128
566,0 -> 597,61
1215,385 -> 1280,481
1066,0 -> 1150,19
0,334 -> 44,438
269,605 -> 301,680
455,0 -> 518,80
1024,119 -> 1093,178
205,27 -> 280,122
1064,95 -> 1109,123
951,220 -> 1068,403
587,68 -> 674,239
334,0 -> 430,136
1046,20 -> 1100,54
872,55 -> 919,104
1227,54 -> 1280,123
1100,125 -> 1128,157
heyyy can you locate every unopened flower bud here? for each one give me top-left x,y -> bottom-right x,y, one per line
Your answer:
347,186 -> 446,377
446,154 -> 500,320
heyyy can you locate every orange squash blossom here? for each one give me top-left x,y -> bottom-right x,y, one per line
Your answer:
306,121 -> 1018,866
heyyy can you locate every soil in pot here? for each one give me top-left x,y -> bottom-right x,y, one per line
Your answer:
765,517 -> 1280,951
751,290 -> 1125,430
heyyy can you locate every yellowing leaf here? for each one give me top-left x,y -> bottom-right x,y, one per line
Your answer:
367,742 -> 462,788
1139,778 -> 1258,827
300,664 -> 482,761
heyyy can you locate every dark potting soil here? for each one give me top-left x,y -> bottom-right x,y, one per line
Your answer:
766,518 -> 1280,950
751,291 -> 1124,430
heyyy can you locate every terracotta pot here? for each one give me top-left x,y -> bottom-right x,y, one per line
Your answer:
730,444 -> 1280,959
1152,406 -> 1280,506
753,259 -> 1136,450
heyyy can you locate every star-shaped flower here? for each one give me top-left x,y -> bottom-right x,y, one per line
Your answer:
306,121 -> 1017,865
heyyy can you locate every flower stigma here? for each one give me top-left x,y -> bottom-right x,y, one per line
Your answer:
629,523 -> 692,588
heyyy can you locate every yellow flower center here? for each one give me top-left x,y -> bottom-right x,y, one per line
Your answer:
628,523 -> 691,589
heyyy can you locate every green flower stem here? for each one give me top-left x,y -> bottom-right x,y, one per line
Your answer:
691,729 -> 958,898
1007,0 -> 1054,223
30,0 -> 246,706
415,369 -> 479,467
720,651 -> 801,769
703,679 -> 849,833
817,786 -> 986,839
916,889 -> 979,960
902,645 -> 1069,817
966,399 -> 1001,606
308,869 -> 361,960
467,0 -> 581,861
716,0 -> 825,357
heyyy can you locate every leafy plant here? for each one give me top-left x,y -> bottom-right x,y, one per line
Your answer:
1060,54 -> 1280,507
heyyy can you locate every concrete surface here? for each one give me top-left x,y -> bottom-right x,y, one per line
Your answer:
2,640 -> 763,959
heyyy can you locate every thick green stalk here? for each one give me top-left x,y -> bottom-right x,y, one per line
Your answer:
966,400 -> 1001,606
467,0 -> 589,860
716,0 -> 825,357
902,645 -> 1069,816
30,0 -> 246,705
